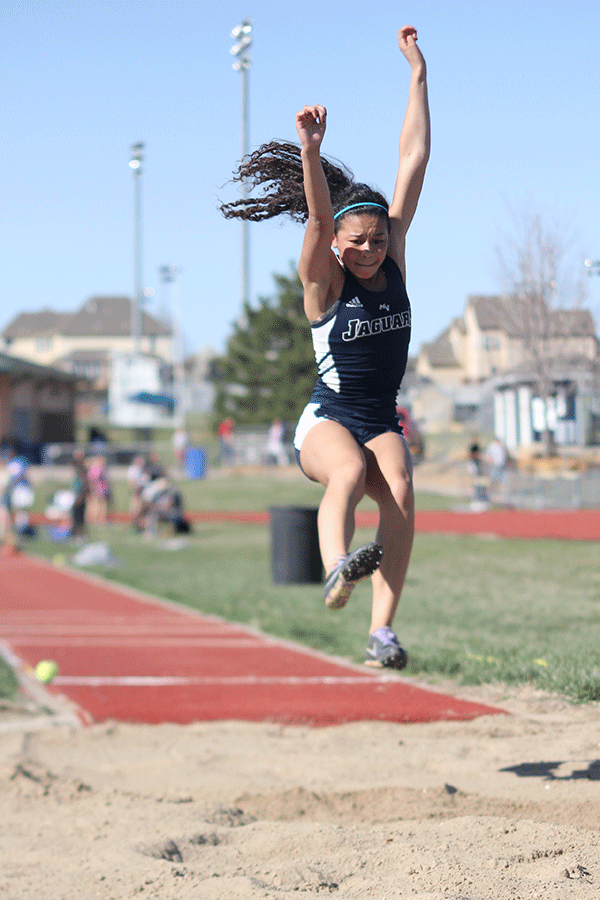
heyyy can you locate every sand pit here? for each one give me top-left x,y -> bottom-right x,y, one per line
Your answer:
1,682 -> 598,898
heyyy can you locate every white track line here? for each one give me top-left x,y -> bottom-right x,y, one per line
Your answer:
54,674 -> 392,686
1,635 -> 265,645
0,625 -> 247,636
0,614 -> 226,624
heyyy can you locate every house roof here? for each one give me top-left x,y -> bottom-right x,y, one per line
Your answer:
494,354 -> 598,390
505,353 -> 597,377
421,330 -> 460,367
2,310 -> 72,339
0,351 -> 79,382
548,308 -> 595,337
468,294 -> 596,339
57,348 -> 110,363
2,297 -> 172,340
467,295 -> 524,337
62,296 -> 171,337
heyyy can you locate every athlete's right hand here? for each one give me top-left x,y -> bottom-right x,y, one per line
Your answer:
295,105 -> 327,151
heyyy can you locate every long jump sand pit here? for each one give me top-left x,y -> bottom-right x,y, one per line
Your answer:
1,682 -> 599,898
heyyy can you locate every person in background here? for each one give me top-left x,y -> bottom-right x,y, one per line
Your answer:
217,418 -> 235,466
172,427 -> 189,472
485,436 -> 508,498
8,459 -> 35,539
87,454 -> 112,525
70,449 -> 90,543
127,454 -> 146,518
467,438 -> 489,504
132,453 -> 168,533
0,448 -> 21,552
265,419 -> 289,467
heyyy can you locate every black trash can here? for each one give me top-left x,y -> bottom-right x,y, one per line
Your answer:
269,506 -> 323,585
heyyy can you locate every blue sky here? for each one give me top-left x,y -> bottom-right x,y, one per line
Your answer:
3,0 -> 600,358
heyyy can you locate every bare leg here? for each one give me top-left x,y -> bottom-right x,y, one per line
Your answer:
364,432 -> 415,633
299,419 -> 367,575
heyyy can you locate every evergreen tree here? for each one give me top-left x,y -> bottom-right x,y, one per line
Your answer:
212,266 -> 316,428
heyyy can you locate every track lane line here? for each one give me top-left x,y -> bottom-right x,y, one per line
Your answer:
54,674 -> 394,686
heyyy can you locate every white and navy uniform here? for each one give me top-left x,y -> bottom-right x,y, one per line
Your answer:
294,255 -> 411,468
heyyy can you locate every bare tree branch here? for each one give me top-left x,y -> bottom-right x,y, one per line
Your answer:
495,212 -> 593,455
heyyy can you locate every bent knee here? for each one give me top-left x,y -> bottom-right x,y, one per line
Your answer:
332,453 -> 367,491
369,467 -> 413,511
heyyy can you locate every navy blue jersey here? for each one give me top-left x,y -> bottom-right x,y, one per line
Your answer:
308,255 -> 411,426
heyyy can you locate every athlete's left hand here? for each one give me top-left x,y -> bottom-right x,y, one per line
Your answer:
398,25 -> 425,69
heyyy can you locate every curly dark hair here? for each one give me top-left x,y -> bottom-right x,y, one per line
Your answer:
219,141 -> 389,232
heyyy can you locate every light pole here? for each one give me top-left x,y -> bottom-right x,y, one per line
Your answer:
159,265 -> 185,427
129,141 -> 145,354
230,18 -> 252,307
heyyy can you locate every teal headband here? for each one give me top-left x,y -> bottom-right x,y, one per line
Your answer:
334,202 -> 388,220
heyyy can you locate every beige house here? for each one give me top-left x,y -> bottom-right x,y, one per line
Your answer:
417,294 -> 598,386
1,296 -> 173,372
413,293 -> 600,448
1,297 -> 174,425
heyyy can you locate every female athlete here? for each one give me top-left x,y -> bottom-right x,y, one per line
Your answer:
221,25 -> 430,668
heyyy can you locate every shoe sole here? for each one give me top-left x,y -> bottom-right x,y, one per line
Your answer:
364,651 -> 408,670
325,542 -> 383,610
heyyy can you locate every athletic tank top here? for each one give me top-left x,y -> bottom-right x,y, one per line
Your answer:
309,256 -> 411,422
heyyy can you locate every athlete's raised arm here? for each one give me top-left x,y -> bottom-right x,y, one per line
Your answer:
296,105 -> 341,321
387,26 -> 430,280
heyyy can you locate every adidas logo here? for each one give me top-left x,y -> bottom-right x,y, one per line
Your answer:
346,297 -> 363,308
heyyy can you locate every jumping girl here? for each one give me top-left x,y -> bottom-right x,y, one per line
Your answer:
221,25 -> 430,668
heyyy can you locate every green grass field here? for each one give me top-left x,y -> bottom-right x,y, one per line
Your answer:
3,471 -> 600,704
0,658 -> 20,701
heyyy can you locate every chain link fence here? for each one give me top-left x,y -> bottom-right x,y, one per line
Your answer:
500,467 -> 600,510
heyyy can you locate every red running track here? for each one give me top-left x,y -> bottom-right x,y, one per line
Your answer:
32,507 -> 600,541
161,508 -> 600,541
0,554 -> 503,727
410,508 -> 600,541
